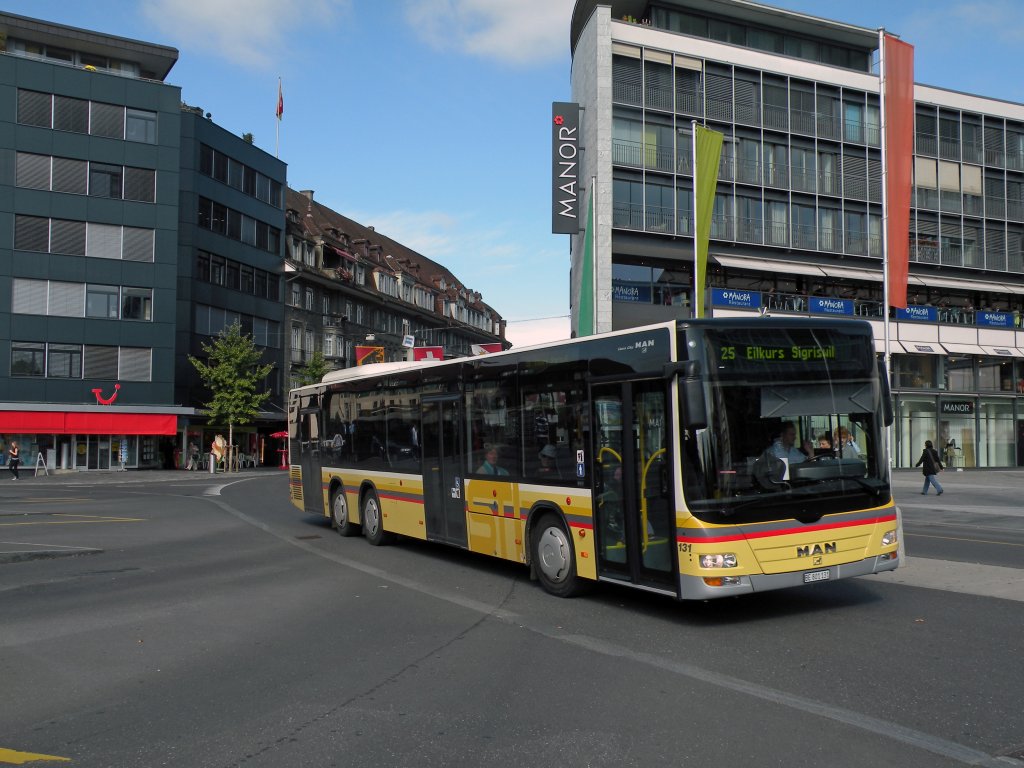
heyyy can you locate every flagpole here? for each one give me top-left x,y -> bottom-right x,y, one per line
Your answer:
878,29 -> 895,467
275,77 -> 282,159
692,119 -> 699,318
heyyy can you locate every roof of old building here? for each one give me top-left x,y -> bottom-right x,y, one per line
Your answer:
285,187 -> 501,320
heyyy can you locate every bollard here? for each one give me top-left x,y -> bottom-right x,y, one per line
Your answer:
209,453 -> 215,474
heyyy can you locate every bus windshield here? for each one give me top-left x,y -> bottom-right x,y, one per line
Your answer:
681,323 -> 890,524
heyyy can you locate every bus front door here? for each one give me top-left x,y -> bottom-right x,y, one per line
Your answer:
422,397 -> 468,547
592,381 -> 675,590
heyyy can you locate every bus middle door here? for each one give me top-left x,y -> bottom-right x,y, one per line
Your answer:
591,380 -> 675,591
300,404 -> 324,514
421,396 -> 468,547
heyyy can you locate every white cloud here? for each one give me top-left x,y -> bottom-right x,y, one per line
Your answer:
142,0 -> 349,69
403,0 -> 574,66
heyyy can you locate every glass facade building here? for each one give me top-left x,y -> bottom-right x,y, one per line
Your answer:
569,0 -> 1024,468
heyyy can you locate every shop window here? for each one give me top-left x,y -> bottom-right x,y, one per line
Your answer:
895,354 -> 940,389
944,355 -> 974,392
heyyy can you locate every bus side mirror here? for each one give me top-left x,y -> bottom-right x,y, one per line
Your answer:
877,359 -> 894,427
679,360 -> 707,430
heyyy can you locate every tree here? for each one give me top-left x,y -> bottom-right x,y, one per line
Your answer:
189,321 -> 274,471
298,349 -> 329,387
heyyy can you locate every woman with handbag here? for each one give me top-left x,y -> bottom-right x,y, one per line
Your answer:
915,439 -> 943,495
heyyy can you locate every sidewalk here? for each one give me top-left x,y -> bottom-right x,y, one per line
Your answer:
0,465 -> 285,486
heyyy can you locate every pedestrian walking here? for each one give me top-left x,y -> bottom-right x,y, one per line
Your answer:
7,440 -> 20,480
915,439 -> 944,495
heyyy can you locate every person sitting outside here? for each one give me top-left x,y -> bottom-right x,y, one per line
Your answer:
770,421 -> 812,464
476,446 -> 509,476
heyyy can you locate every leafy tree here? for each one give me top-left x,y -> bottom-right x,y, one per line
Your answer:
298,349 -> 329,387
189,321 -> 274,471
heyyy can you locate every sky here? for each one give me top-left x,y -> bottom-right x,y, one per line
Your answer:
11,0 -> 1024,348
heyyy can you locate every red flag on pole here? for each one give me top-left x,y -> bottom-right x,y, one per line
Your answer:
883,35 -> 914,309
276,78 -> 284,120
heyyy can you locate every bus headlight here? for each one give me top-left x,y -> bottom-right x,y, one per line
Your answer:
699,553 -> 737,569
881,530 -> 898,547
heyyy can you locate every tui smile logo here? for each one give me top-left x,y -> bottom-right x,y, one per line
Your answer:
92,383 -> 121,405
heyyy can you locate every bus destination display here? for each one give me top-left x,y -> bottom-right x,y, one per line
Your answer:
719,343 -> 837,363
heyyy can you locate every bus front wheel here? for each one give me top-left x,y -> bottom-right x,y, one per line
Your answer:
331,487 -> 359,537
362,490 -> 394,546
531,515 -> 588,598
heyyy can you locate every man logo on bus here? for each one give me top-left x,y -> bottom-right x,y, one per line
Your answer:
797,542 -> 837,557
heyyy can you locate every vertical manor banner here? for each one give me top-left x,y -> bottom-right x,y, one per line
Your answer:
551,102 -> 581,234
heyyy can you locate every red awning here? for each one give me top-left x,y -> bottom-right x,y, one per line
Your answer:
0,411 -> 178,435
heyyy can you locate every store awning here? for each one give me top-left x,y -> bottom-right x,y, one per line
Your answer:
876,339 -> 905,353
900,341 -> 945,355
713,254 -> 826,277
941,342 -> 986,356
979,345 -> 1024,358
910,274 -> 1015,294
0,411 -> 178,435
820,265 -> 882,282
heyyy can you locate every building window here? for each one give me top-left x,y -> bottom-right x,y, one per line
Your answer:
11,342 -> 46,376
90,102 -> 124,139
48,343 -> 82,378
122,287 -> 153,320
89,163 -> 124,198
86,285 -> 121,318
125,109 -> 157,144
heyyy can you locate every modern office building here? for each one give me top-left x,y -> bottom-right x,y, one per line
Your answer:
178,106 -> 287,461
569,0 -> 1024,468
283,188 -> 506,388
0,12 -> 186,470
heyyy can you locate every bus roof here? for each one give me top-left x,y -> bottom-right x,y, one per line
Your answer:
290,316 -> 873,395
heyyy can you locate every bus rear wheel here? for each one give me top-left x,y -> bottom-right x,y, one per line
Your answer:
531,514 -> 589,598
362,490 -> 394,546
331,487 -> 359,537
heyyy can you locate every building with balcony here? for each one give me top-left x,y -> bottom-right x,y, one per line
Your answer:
283,188 -> 506,389
569,0 -> 1024,468
0,11 -> 186,469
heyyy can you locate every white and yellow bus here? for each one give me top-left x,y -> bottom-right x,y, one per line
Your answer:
288,318 -> 901,600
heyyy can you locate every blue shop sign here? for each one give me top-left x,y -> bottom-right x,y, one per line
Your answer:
612,283 -> 651,303
976,311 -> 1014,328
711,288 -> 761,309
895,305 -> 938,322
808,297 -> 854,316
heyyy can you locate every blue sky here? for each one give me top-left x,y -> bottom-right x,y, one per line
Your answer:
11,0 -> 1024,346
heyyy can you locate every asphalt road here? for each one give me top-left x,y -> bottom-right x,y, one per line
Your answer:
1,469 -> 1022,768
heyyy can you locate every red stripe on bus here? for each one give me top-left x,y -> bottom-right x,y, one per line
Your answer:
676,513 -> 897,544
378,493 -> 424,505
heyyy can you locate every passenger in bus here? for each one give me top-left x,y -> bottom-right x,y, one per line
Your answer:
835,426 -> 861,457
769,421 -> 812,464
537,444 -> 559,477
476,446 -> 509,476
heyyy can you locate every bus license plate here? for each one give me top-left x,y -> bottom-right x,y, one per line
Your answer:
803,569 -> 830,583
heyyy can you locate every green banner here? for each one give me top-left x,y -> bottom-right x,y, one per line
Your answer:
694,125 -> 723,318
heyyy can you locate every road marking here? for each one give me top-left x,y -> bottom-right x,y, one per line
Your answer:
908,532 -> 1024,548
211,488 -> 1024,768
0,514 -> 144,527
0,746 -> 70,764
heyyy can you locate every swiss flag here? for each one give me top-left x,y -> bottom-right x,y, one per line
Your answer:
413,346 -> 444,361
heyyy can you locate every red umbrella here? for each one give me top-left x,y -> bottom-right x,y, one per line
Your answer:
270,431 -> 289,469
